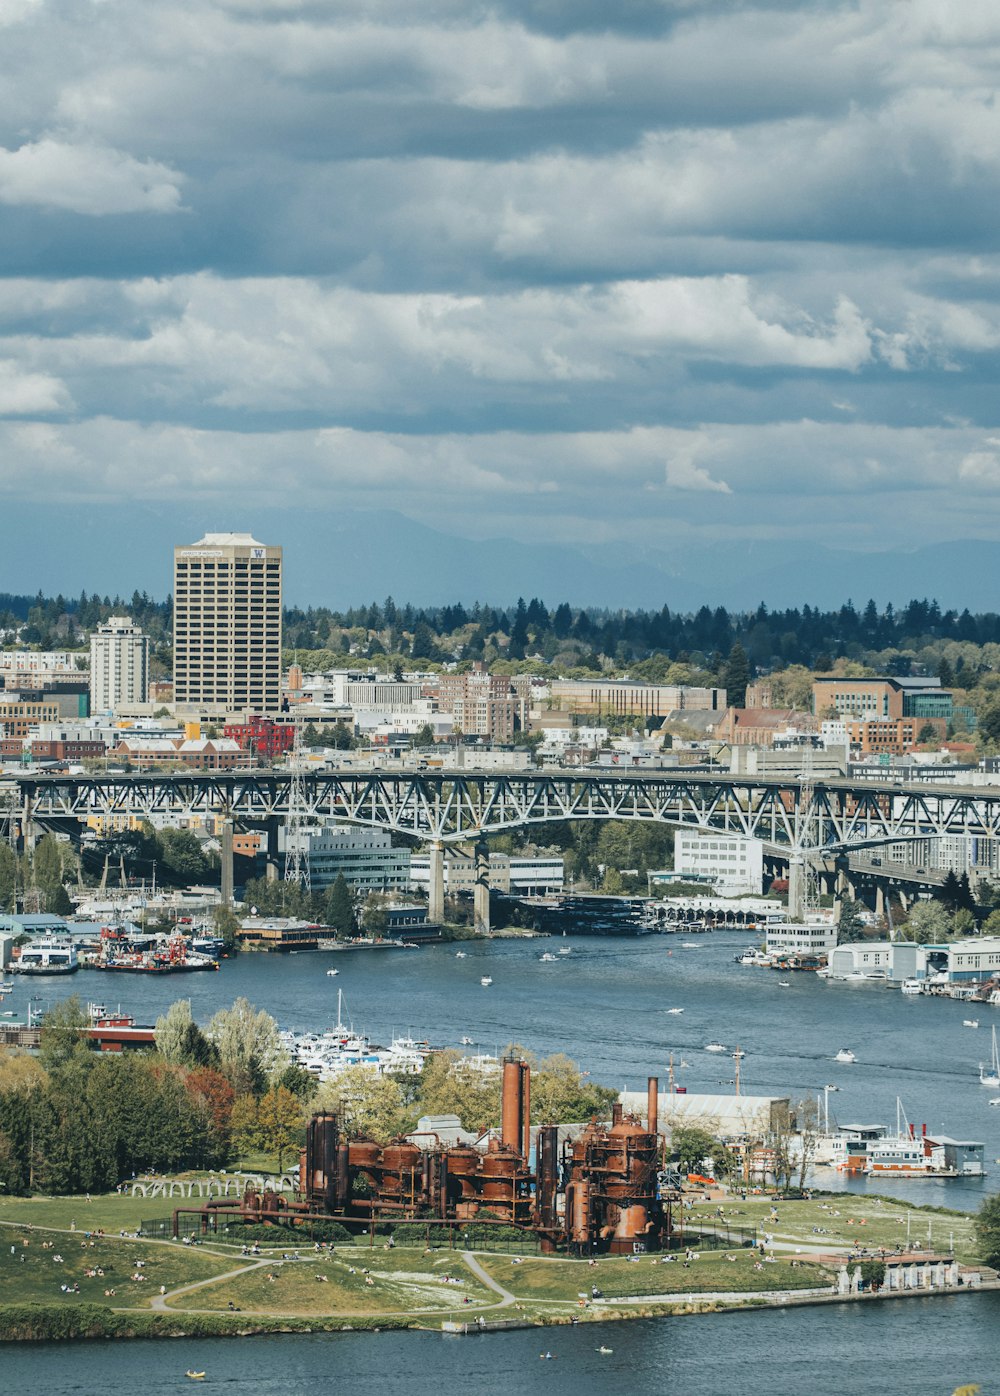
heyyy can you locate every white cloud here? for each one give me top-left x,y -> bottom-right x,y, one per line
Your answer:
0,360 -> 70,414
0,139 -> 184,215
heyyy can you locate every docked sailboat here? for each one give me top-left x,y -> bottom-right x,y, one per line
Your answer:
979,1026 -> 1000,1088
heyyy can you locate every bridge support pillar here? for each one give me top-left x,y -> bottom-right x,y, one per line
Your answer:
788,856 -> 806,921
265,818 -> 281,882
21,789 -> 35,856
875,883 -> 886,918
429,841 -> 445,925
220,819 -> 234,908
897,889 -> 910,913
474,839 -> 490,935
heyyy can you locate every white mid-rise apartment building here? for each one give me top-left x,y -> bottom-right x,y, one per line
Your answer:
673,830 -> 764,894
173,533 -> 282,713
89,616 -> 149,714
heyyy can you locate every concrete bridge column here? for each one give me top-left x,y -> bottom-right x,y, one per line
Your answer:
429,840 -> 445,925
220,818 -> 234,908
473,839 -> 491,935
875,883 -> 886,918
265,818 -> 281,882
788,856 -> 806,921
21,789 -> 35,855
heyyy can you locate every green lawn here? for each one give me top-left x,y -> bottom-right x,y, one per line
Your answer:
476,1250 -> 831,1304
0,1191 -> 172,1235
681,1195 -> 979,1263
0,1231 -> 232,1309
171,1246 -> 497,1317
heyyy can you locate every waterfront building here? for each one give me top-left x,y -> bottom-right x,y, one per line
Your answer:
89,615 -> 149,714
924,936 -> 1000,983
410,850 -> 565,896
283,821 -> 411,894
673,830 -> 764,895
827,941 -> 926,981
173,532 -> 282,714
764,920 -> 838,960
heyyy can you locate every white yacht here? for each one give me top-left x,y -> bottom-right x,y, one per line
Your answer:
539,953 -> 558,962
665,1007 -> 684,1015
834,1048 -> 857,1064
704,1042 -> 727,1053
480,975 -> 493,987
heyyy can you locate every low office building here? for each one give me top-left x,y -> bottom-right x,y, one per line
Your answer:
283,822 -> 412,894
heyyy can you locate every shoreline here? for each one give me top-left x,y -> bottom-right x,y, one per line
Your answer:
2,1274 -> 996,1344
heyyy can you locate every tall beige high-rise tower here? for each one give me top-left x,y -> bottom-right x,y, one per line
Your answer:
173,533 -> 282,713
90,616 -> 149,714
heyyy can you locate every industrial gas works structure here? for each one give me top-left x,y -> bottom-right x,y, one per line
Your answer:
177,1060 -> 674,1255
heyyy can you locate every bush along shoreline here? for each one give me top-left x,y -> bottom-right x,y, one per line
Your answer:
0,1304 -> 416,1343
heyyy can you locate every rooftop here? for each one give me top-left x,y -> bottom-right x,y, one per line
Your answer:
190,532 -> 266,547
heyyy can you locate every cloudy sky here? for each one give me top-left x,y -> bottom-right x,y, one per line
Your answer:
4,0 -> 1000,595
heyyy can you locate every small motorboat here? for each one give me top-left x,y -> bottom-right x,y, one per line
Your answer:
558,946 -> 571,955
460,1035 -> 474,1045
326,968 -> 339,977
704,1042 -> 726,1053
964,1019 -> 979,1029
834,1048 -> 857,1064
185,1375 -> 206,1383
539,953 -> 558,962
732,1048 -> 746,1059
455,951 -> 467,959
666,1007 -> 684,1015
681,942 -> 700,949
597,1346 -> 613,1354
777,980 -> 791,988
989,1098 -> 1000,1107
480,976 -> 493,987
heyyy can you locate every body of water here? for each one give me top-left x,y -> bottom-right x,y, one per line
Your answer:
4,1292 -> 998,1394
10,928 -> 1000,1208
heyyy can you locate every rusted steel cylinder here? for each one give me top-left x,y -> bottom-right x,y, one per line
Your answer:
647,1076 -> 658,1138
501,1058 -> 522,1150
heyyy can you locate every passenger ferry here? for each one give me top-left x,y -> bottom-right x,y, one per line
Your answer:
13,938 -> 79,975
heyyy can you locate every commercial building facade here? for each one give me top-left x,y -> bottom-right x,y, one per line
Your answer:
283,822 -> 412,894
673,830 -> 764,894
173,533 -> 282,713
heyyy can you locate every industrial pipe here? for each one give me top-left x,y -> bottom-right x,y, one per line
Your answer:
647,1076 -> 658,1138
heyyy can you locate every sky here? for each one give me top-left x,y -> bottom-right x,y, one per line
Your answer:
4,0 -> 1000,599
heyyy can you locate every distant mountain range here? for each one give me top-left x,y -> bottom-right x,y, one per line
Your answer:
5,500 -> 998,613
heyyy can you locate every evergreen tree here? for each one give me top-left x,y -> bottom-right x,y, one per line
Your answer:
722,642 -> 751,708
324,873 -> 356,936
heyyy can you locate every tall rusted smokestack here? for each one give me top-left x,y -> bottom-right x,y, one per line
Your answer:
502,1057 -> 523,1151
612,1101 -> 623,1127
522,1061 -> 531,1162
647,1076 -> 659,1138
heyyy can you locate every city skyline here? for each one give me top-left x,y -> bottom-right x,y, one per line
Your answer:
3,1 -> 1000,585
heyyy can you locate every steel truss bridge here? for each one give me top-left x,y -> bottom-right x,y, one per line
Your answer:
8,768 -> 1000,855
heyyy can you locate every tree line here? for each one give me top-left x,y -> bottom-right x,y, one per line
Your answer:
0,996 -> 612,1194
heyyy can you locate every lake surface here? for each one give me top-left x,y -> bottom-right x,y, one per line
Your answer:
5,1292 -> 999,1394
10,928 -> 1000,1209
